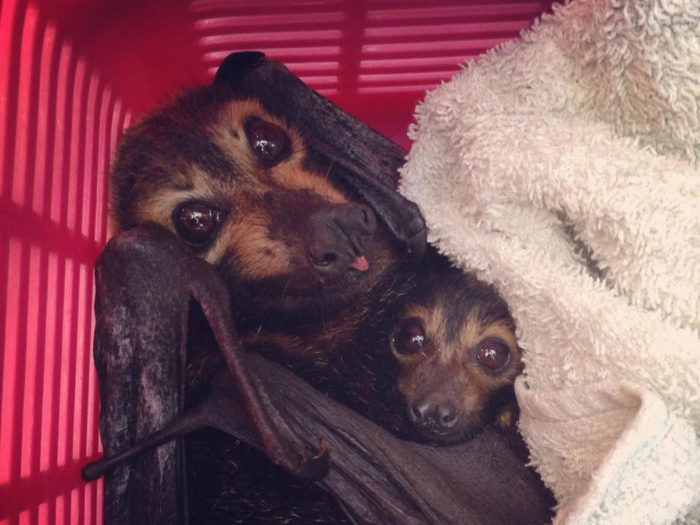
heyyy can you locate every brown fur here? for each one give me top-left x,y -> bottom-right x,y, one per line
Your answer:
110,92 -> 410,361
392,265 -> 522,442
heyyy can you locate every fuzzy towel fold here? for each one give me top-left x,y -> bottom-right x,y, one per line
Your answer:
400,1 -> 700,523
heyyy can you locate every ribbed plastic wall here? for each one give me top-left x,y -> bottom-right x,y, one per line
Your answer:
189,0 -> 551,146
193,0 -> 546,93
0,1 -> 553,524
0,1 -> 131,523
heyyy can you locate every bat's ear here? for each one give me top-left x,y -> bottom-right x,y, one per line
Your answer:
214,51 -> 266,88
211,51 -> 427,261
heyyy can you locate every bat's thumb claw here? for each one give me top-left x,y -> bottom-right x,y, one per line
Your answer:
314,438 -> 330,460
292,438 -> 330,481
81,460 -> 106,482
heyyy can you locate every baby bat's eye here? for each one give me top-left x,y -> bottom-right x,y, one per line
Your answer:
173,203 -> 225,246
393,319 -> 426,355
475,339 -> 510,372
245,117 -> 290,165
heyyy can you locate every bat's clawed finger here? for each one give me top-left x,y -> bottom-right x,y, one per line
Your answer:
296,438 -> 331,480
179,257 -> 331,481
267,435 -> 330,481
82,362 -> 330,482
80,403 -> 208,481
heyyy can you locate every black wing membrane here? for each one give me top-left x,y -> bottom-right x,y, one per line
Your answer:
91,225 -> 328,525
88,354 -> 554,525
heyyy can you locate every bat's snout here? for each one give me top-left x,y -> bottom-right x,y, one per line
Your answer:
408,395 -> 461,440
306,203 -> 377,279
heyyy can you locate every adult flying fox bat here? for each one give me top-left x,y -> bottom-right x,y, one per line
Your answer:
87,51 -> 553,524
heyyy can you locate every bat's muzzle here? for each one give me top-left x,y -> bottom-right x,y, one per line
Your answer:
306,203 -> 377,279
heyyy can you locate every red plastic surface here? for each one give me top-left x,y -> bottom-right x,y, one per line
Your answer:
0,1 -> 554,523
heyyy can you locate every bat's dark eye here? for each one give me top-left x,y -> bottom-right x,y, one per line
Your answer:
475,339 -> 510,372
245,117 -> 290,165
173,203 -> 224,246
393,319 -> 426,356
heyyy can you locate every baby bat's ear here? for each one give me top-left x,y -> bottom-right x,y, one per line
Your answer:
214,51 -> 266,88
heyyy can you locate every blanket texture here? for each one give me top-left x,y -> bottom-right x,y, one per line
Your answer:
400,1 -> 700,523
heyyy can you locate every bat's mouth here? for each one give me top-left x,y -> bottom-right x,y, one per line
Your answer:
310,250 -> 372,282
412,421 -> 482,446
313,252 -> 374,293
306,202 -> 377,283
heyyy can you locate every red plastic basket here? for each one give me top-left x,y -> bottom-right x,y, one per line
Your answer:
0,1 -> 555,523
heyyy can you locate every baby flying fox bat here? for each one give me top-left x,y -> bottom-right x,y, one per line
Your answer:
264,249 -> 523,447
391,261 -> 522,444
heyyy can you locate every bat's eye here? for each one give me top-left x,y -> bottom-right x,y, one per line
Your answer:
173,203 -> 224,246
393,319 -> 426,356
475,339 -> 510,372
245,117 -> 290,165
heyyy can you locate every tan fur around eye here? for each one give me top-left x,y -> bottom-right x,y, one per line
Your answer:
136,190 -> 193,229
443,307 -> 483,363
453,312 -> 518,361
391,304 -> 431,362
460,318 -> 521,403
214,99 -> 304,178
271,161 -> 347,204
216,99 -> 347,203
478,320 -> 518,354
211,99 -> 262,178
206,209 -> 292,278
134,165 -> 229,228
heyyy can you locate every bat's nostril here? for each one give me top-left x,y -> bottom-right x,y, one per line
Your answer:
408,400 -> 430,424
436,403 -> 458,429
357,204 -> 376,232
316,252 -> 337,267
309,248 -> 343,278
411,404 -> 423,421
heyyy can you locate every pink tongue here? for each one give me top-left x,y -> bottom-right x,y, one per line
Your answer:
349,255 -> 369,272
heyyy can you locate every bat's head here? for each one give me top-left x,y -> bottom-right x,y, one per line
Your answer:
110,52 -> 426,314
390,267 -> 522,444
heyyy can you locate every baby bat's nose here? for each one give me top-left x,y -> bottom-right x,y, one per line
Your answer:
409,398 -> 459,433
306,203 -> 377,279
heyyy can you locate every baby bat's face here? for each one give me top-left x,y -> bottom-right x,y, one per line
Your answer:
390,271 -> 523,444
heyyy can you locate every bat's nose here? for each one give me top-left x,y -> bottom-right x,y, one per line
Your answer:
306,203 -> 377,279
409,398 -> 459,433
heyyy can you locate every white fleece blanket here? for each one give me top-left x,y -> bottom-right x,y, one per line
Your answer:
399,1 -> 700,523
